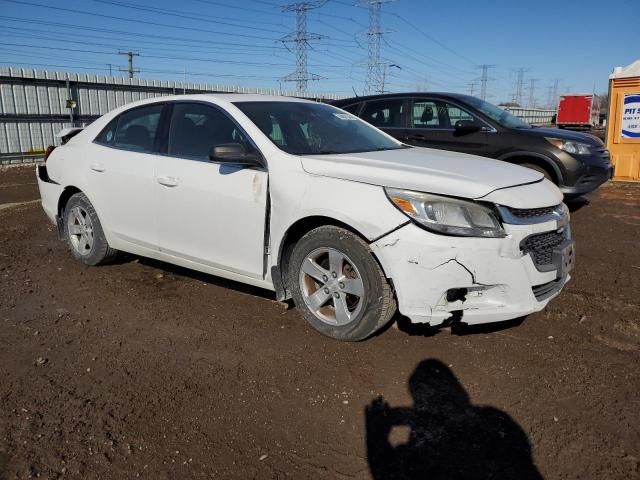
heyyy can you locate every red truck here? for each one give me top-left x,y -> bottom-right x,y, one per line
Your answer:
556,94 -> 601,130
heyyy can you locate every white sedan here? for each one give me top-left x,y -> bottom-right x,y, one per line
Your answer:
37,95 -> 574,341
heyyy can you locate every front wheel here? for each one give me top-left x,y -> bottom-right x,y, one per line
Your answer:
288,226 -> 396,341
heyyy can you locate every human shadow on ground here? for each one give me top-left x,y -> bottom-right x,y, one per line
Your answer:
365,359 -> 542,480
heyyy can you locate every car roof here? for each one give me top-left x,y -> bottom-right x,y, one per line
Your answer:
112,93 -> 320,110
332,92 -> 471,105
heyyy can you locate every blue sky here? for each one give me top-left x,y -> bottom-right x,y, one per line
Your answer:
0,0 -> 637,103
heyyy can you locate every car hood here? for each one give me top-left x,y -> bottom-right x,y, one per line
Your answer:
521,126 -> 604,146
301,146 -> 546,201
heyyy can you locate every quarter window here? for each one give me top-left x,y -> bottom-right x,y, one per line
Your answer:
168,103 -> 249,159
360,99 -> 404,128
112,104 -> 163,153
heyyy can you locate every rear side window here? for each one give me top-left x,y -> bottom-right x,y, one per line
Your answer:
168,103 -> 250,160
360,99 -> 404,128
111,104 -> 163,153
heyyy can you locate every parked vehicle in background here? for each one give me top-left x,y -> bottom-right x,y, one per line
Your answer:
332,93 -> 613,197
38,95 -> 574,341
556,94 -> 601,130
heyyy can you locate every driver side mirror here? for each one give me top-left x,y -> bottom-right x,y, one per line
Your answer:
209,143 -> 262,167
454,120 -> 482,134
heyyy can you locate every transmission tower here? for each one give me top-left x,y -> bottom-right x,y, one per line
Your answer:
528,78 -> 538,107
512,67 -> 530,106
468,81 -> 476,96
478,64 -> 495,101
280,2 -> 325,93
552,78 -> 560,107
359,0 -> 392,94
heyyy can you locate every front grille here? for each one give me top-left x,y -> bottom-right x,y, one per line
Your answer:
532,278 -> 563,301
508,205 -> 559,219
521,230 -> 567,266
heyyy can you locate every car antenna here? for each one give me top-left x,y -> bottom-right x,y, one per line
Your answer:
351,86 -> 359,97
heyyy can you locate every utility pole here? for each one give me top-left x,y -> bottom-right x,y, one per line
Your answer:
477,64 -> 495,101
359,0 -> 392,94
468,81 -> 476,96
512,67 -> 530,106
280,2 -> 325,94
528,78 -> 538,107
118,51 -> 140,79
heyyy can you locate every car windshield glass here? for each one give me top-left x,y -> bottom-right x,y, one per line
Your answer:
234,101 -> 405,155
461,96 -> 532,129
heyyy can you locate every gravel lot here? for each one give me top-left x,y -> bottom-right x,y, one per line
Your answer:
0,165 -> 638,479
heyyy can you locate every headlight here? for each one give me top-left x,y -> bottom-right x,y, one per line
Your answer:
546,137 -> 591,155
385,188 -> 506,238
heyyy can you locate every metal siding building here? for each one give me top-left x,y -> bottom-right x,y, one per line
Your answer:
0,67 -> 340,164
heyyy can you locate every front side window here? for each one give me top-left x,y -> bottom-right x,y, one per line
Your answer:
460,95 -> 531,129
234,101 -> 404,156
360,99 -> 405,128
445,103 -> 476,127
168,103 -> 249,159
112,104 -> 163,153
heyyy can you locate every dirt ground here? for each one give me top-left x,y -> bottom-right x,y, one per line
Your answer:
0,165 -> 638,479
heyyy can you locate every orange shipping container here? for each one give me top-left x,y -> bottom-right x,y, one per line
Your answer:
606,60 -> 640,181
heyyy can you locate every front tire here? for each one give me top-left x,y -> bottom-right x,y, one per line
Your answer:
64,192 -> 117,266
288,226 -> 396,341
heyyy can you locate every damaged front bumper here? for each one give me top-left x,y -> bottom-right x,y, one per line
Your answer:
371,219 -> 573,327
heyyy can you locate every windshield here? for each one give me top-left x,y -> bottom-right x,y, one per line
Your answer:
234,101 -> 405,155
462,96 -> 532,129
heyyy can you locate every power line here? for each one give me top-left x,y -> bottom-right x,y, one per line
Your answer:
92,0 -> 290,35
0,0 -> 282,41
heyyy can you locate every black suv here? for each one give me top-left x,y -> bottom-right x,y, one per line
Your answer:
332,93 -> 613,196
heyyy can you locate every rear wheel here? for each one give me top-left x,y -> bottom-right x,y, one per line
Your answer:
64,193 -> 117,266
288,226 -> 396,341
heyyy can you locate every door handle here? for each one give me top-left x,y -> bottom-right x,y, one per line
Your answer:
90,162 -> 105,172
157,176 -> 179,187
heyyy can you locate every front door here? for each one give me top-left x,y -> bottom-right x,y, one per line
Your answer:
405,98 -> 489,156
156,102 -> 268,279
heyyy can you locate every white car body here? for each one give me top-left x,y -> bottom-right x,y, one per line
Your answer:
37,94 -> 573,330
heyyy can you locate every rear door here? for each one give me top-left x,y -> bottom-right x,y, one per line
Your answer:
88,103 -> 165,251
155,101 -> 268,279
404,98 -> 489,156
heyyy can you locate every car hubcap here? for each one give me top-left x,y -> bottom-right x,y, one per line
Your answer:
299,247 -> 365,326
67,206 -> 94,255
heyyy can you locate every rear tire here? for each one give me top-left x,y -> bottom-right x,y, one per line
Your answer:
288,226 -> 396,341
64,192 -> 117,266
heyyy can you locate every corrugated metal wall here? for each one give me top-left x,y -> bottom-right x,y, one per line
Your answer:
0,67 -> 341,164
